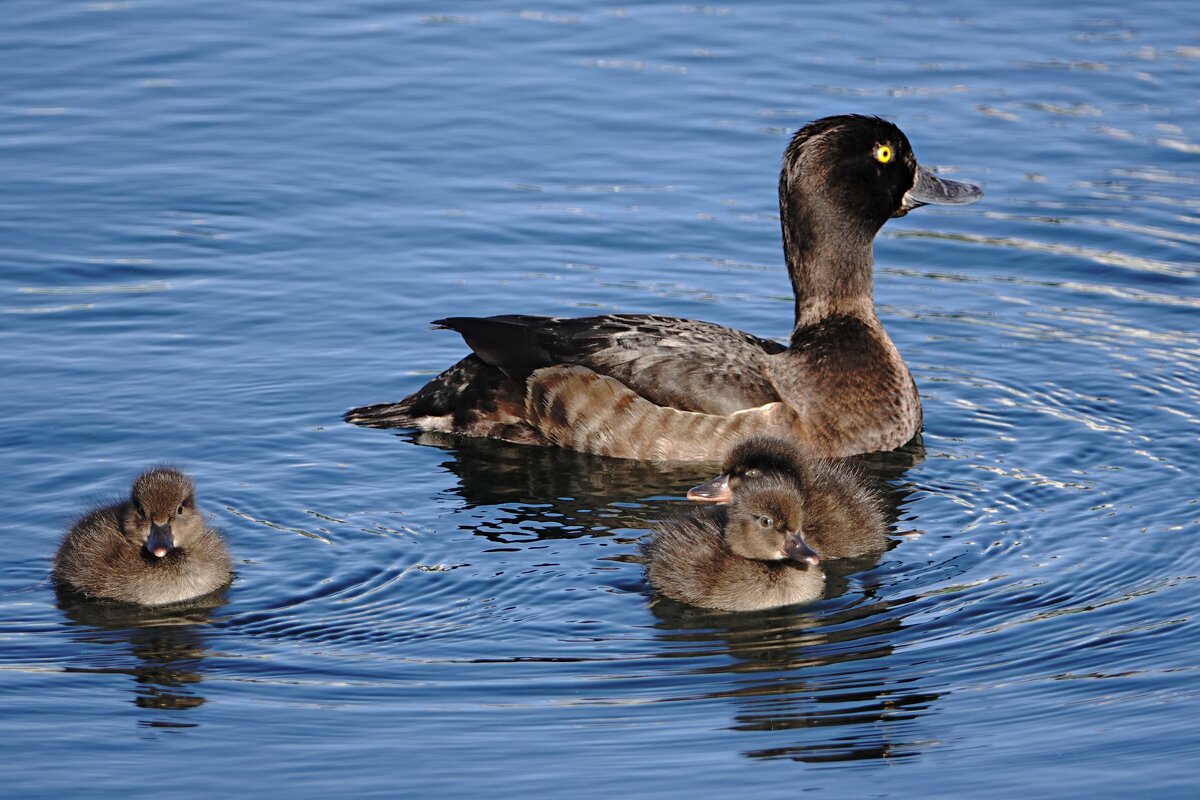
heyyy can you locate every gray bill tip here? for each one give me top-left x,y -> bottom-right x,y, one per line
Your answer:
900,164 -> 983,213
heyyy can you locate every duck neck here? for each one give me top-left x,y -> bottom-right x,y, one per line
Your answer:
779,183 -> 880,337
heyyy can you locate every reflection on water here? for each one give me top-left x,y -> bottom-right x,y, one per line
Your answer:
626,477 -> 931,765
415,430 -> 924,533
415,431 -> 722,506
649,575 -> 938,763
56,589 -> 227,723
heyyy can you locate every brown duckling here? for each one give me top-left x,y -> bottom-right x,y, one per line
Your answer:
687,434 -> 812,502
53,468 -> 233,606
686,435 -> 888,560
345,114 -> 983,460
642,476 -> 826,611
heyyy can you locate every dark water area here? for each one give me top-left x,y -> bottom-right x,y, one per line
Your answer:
2,1 -> 1198,797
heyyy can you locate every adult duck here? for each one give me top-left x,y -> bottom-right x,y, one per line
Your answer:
346,115 -> 981,460
53,468 -> 234,606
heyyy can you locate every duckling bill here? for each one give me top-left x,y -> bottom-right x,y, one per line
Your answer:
53,468 -> 234,606
346,114 -> 982,461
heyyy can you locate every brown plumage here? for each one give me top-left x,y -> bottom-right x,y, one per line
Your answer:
688,435 -> 888,557
641,477 -> 825,612
346,115 -> 982,460
641,438 -> 889,611
53,468 -> 233,606
686,436 -> 888,558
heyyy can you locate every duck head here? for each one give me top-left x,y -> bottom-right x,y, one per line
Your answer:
688,435 -> 807,503
120,467 -> 205,560
782,114 -> 981,229
778,115 -> 982,323
723,476 -> 821,566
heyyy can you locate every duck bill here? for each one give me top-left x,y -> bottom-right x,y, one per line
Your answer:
783,532 -> 820,565
687,473 -> 732,503
896,164 -> 983,216
146,524 -> 174,558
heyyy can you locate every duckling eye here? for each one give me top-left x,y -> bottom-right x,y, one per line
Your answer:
133,500 -> 145,518
744,468 -> 763,479
758,515 -> 774,529
177,501 -> 187,515
874,145 -> 893,164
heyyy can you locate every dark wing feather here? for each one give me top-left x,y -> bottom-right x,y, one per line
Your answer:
434,316 -> 559,378
436,314 -> 786,415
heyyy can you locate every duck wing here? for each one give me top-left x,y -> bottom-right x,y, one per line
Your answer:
435,313 -> 786,415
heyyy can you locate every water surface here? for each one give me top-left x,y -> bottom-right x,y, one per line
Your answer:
1,1 -> 1198,797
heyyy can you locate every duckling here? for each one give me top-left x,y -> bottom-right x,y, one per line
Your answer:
346,114 -> 982,460
687,434 -> 810,502
641,476 -> 826,611
687,435 -> 888,559
53,468 -> 233,606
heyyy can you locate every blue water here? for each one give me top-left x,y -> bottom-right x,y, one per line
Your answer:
2,1 -> 1198,797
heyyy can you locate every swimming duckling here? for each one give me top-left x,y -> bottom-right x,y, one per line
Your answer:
687,434 -> 810,501
686,435 -> 888,560
53,468 -> 233,606
642,476 -> 826,611
346,114 -> 982,460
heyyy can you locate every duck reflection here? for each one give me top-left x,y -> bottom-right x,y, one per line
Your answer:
647,562 -> 939,764
56,587 -> 227,722
410,431 -> 923,537
417,431 -> 717,504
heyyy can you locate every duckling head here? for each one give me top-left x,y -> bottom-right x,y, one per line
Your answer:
688,435 -> 807,503
724,477 -> 820,566
120,467 -> 205,560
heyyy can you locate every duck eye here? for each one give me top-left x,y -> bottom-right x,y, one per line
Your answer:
133,500 -> 145,517
177,501 -> 187,515
744,468 -> 762,479
874,145 -> 893,164
758,515 -> 774,529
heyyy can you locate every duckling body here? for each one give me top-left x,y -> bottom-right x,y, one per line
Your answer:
53,468 -> 233,606
687,435 -> 888,559
643,437 -> 888,612
346,115 -> 981,460
641,478 -> 825,612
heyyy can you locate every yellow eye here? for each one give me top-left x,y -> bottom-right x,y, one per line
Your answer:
875,145 -> 893,164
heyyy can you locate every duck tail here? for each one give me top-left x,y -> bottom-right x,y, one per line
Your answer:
342,399 -> 423,429
343,354 -> 493,428
343,355 -> 549,446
